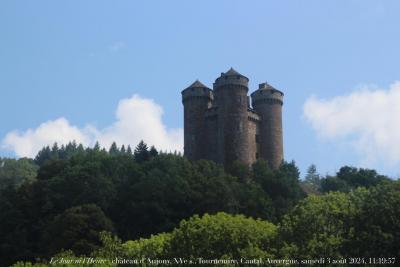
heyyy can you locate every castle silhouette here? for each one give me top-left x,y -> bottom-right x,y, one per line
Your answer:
182,68 -> 284,169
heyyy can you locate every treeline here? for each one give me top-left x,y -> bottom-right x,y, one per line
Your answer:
27,181 -> 397,266
0,141 -> 303,266
303,164 -> 389,193
0,141 -> 398,266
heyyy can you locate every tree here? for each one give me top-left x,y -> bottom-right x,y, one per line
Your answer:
304,164 -> 321,190
252,160 -> 305,220
93,213 -> 278,262
320,166 -> 390,193
149,146 -> 158,158
346,181 -> 400,257
0,186 -> 28,266
34,146 -> 52,166
121,233 -> 171,261
228,161 -> 250,183
134,141 -> 149,163
50,143 -> 60,160
279,192 -> 355,259
126,145 -> 133,156
120,145 -> 126,154
0,158 -> 38,190
42,204 -> 114,256
109,142 -> 119,156
93,141 -> 101,151
337,166 -> 389,188
320,175 -> 350,193
168,213 -> 277,260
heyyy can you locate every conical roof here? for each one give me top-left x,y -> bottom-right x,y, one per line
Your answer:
251,82 -> 284,98
183,80 -> 210,91
258,82 -> 277,91
224,67 -> 241,76
187,80 -> 208,88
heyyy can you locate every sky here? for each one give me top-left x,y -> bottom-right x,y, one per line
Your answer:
1,0 -> 400,178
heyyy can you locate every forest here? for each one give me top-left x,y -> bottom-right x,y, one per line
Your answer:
0,141 -> 399,266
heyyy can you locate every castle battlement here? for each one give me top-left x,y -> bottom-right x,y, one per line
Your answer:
251,82 -> 284,106
182,68 -> 284,169
181,80 -> 213,103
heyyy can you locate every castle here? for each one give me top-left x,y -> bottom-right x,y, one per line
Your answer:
181,68 -> 284,169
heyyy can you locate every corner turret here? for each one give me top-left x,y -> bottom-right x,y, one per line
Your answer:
181,80 -> 213,161
251,82 -> 284,106
181,80 -> 213,103
251,82 -> 284,169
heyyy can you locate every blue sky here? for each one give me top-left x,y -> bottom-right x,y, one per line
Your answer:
1,0 -> 400,177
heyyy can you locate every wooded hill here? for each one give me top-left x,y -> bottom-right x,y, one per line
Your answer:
0,141 -> 398,266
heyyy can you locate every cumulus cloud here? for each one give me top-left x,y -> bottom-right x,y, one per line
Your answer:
304,81 -> 400,166
2,95 -> 183,158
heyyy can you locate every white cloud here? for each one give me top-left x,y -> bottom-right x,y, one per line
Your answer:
2,95 -> 183,158
304,81 -> 400,166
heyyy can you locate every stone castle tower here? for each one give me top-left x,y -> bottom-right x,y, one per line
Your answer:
181,68 -> 284,169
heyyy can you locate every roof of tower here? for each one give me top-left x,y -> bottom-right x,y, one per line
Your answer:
189,80 -> 207,88
258,82 -> 278,91
184,80 -> 210,90
250,82 -> 284,100
224,67 -> 241,76
214,67 -> 249,87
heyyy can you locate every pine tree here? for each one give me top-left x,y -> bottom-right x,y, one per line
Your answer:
77,144 -> 85,154
305,164 -> 321,190
34,146 -> 52,166
149,146 -> 158,158
126,145 -> 133,156
93,141 -> 101,151
109,142 -> 119,156
120,145 -> 126,154
134,140 -> 149,163
51,142 -> 60,159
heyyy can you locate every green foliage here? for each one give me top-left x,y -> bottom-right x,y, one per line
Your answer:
134,140 -> 149,163
113,155 -> 274,239
34,146 -> 52,166
0,186 -> 28,265
279,192 -> 355,259
108,142 -> 119,156
304,164 -> 321,191
149,145 -> 158,158
126,145 -> 133,155
42,204 -> 114,257
11,262 -> 49,267
0,157 -> 38,190
252,160 -> 306,219
123,233 -> 172,260
92,232 -> 124,259
2,141 -> 398,266
168,212 -> 277,260
346,181 -> 400,257
1,142 -> 280,265
34,141 -> 134,168
9,180 -> 400,266
93,213 -> 277,265
320,175 -> 351,193
35,142 -> 85,166
228,161 -> 250,183
320,166 -> 390,193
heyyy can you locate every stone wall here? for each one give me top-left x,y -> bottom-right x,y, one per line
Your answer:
182,70 -> 284,170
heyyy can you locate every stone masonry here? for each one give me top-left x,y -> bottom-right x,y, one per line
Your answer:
181,68 -> 284,169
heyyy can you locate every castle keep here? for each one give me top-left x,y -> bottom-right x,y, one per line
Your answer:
181,68 -> 284,169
